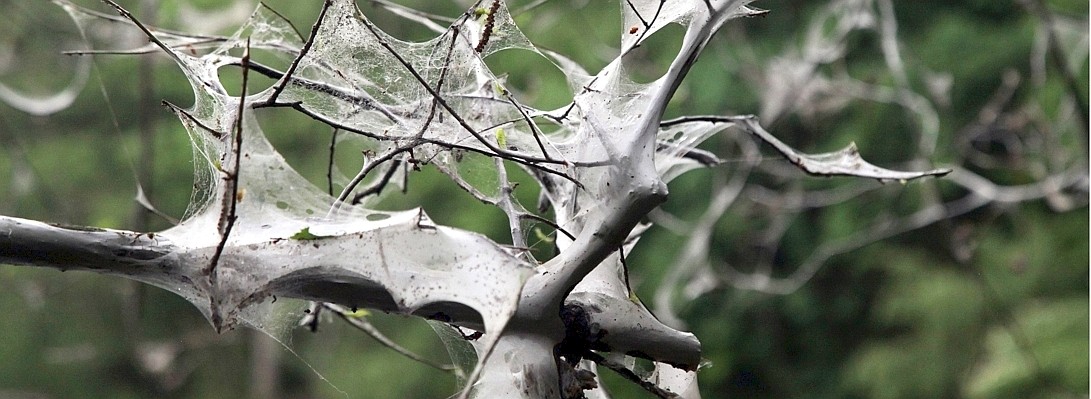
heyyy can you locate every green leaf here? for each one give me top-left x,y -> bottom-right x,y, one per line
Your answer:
289,227 -> 327,240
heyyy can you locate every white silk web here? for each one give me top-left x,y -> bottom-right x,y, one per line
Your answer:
44,0 -> 950,396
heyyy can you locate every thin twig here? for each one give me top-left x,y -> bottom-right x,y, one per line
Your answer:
237,59 -> 403,123
162,101 -> 226,138
338,25 -> 463,207
519,213 -> 575,241
338,148 -> 410,206
350,159 -> 402,203
269,100 -> 579,185
356,18 -> 564,167
324,304 -> 458,373
206,38 -> 251,330
100,0 -> 182,65
621,0 -> 667,56
258,2 -> 306,42
583,351 -> 678,399
327,127 -> 339,196
265,0 -> 333,105
63,38 -> 224,56
71,0 -> 222,40
502,93 -> 554,160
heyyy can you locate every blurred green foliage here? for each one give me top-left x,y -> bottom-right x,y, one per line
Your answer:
0,0 -> 1086,398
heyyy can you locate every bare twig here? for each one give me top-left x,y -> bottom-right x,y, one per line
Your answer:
663,115 -> 952,181
355,19 -> 564,167
265,0 -> 333,105
583,351 -> 678,399
1019,0 -> 1090,136
350,159 -> 402,203
323,303 -> 458,373
206,39 -> 251,330
258,2 -> 306,41
327,128 -> 339,196
100,0 -> 188,68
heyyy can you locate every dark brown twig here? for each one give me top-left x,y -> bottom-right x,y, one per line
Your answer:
206,38 -> 251,330
327,127 -> 339,196
356,18 -> 564,167
258,2 -> 306,42
323,303 -> 458,373
583,351 -> 678,399
265,0 -> 333,105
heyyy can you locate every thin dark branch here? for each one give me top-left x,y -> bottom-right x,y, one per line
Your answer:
241,59 -> 404,125
340,148 -> 409,205
355,18 -> 564,166
207,39 -> 251,331
662,115 -> 951,180
258,2 -> 306,42
162,101 -> 226,138
100,0 -> 182,65
265,0 -> 333,105
656,140 -> 722,166
63,38 -> 225,56
262,101 -> 389,141
619,245 -> 632,296
625,0 -> 651,27
659,115 -> 744,127
327,127 -> 339,196
272,99 -> 586,187
73,0 -> 222,40
621,0 -> 666,56
583,351 -> 678,399
324,303 -> 459,373
340,26 -> 462,206
351,159 -> 402,203
519,213 -> 575,241
503,93 -> 553,160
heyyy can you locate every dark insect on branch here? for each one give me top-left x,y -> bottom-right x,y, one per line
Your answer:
621,0 -> 666,56
475,0 -> 502,53
300,301 -> 323,332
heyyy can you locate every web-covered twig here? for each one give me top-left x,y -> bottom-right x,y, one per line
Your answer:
582,351 -> 678,399
205,39 -> 251,330
265,0 -> 332,105
323,303 -> 459,374
662,115 -> 951,181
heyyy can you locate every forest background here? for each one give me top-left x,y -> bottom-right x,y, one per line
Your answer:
0,0 -> 1087,398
